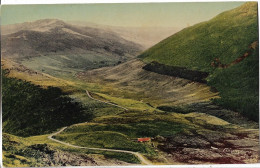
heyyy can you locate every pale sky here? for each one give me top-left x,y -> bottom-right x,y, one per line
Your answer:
1,2 -> 245,28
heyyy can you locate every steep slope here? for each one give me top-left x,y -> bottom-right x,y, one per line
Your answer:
139,2 -> 259,121
1,19 -> 143,76
2,69 -> 93,137
77,59 -> 219,107
1,58 -> 75,89
139,2 -> 258,72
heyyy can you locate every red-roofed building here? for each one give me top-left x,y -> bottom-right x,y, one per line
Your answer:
137,137 -> 151,143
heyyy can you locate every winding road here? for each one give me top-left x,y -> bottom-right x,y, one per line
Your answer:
86,90 -> 128,111
48,127 -> 152,165
48,90 -> 152,165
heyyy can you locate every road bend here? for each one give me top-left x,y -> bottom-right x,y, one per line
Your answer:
48,127 -> 152,165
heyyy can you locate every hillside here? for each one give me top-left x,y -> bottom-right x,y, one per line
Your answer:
139,2 -> 259,121
2,133 -> 135,167
139,2 -> 258,72
77,59 -> 218,107
1,19 -> 143,77
2,69 -> 93,137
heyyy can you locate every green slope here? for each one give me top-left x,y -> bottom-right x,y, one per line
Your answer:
139,2 -> 259,121
2,70 -> 93,137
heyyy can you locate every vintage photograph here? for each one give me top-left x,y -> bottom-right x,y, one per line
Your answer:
1,1 -> 259,167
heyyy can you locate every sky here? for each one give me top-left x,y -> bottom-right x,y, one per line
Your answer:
1,2 -> 245,28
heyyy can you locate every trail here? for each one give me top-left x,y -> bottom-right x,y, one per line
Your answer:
47,90 -> 151,165
85,90 -> 128,111
48,127 -> 152,165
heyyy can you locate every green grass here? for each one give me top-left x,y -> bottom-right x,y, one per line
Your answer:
55,131 -> 154,154
21,51 -> 124,79
139,2 -> 259,121
95,92 -> 157,112
69,92 -> 124,117
55,110 -> 191,157
62,119 -> 186,139
2,70 -> 93,137
2,132 -> 141,167
139,2 -> 258,72
207,47 -> 259,120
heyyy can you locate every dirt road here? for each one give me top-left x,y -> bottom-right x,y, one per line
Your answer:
48,90 -> 152,165
48,127 -> 152,165
86,90 -> 128,111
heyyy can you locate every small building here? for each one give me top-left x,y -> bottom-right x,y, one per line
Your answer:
137,137 -> 151,143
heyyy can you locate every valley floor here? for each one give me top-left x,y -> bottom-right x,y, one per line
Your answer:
2,58 -> 259,166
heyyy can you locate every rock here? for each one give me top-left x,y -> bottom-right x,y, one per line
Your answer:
225,139 -> 259,148
167,135 -> 211,148
154,135 -> 166,142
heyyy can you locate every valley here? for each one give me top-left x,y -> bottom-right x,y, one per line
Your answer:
1,2 -> 259,167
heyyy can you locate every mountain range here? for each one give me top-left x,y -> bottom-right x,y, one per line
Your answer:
2,19 -> 143,73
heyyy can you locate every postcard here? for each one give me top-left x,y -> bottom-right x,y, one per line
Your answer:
1,1 -> 259,167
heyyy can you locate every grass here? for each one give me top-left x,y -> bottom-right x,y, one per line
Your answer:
95,92 -> 157,112
55,131 -> 154,154
207,48 -> 259,120
139,2 -> 259,121
69,91 -> 124,117
1,58 -> 75,90
3,131 -> 141,167
139,2 -> 258,72
55,110 -> 194,157
2,70 -> 95,137
21,51 -> 124,79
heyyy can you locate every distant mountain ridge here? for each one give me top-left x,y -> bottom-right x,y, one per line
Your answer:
2,19 -> 143,60
1,19 -> 145,76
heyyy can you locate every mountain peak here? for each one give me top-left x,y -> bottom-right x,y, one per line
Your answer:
33,19 -> 66,26
2,19 -> 67,35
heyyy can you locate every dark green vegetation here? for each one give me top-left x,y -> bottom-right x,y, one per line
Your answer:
143,61 -> 209,83
139,2 -> 259,121
2,133 -> 140,167
55,131 -> 154,154
157,102 -> 258,129
2,70 -> 93,137
55,110 -> 189,157
208,46 -> 259,121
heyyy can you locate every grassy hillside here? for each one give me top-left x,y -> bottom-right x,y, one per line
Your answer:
53,108 -> 260,164
2,69 -> 93,137
2,132 -> 140,167
139,2 -> 258,72
139,2 -> 259,121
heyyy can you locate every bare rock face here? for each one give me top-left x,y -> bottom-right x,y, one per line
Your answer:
158,128 -> 259,164
166,135 -> 211,148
